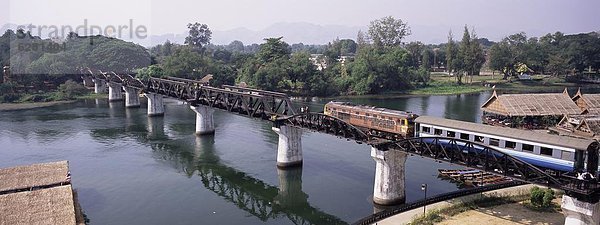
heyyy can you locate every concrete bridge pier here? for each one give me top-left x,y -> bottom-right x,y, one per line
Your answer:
272,125 -> 303,168
146,116 -> 165,138
93,79 -> 107,94
562,195 -> 600,225
82,76 -> 93,87
123,87 -> 140,108
274,168 -> 308,207
190,105 -> 215,135
108,83 -> 123,102
371,147 -> 407,205
144,93 -> 164,116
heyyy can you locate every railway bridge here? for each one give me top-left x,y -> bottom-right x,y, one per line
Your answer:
86,70 -> 600,225
90,120 -> 347,225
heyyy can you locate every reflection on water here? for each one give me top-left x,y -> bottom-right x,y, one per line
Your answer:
0,93 -> 498,224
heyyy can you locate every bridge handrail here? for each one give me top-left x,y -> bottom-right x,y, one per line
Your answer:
276,112 -> 371,143
352,181 -> 525,225
222,85 -> 289,97
165,76 -> 206,84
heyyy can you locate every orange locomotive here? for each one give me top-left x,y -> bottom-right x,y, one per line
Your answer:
323,101 -> 418,139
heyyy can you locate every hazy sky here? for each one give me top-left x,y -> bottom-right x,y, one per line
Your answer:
2,0 -> 599,43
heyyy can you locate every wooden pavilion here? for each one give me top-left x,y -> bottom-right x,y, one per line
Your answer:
551,114 -> 600,140
481,89 -> 583,129
572,88 -> 600,115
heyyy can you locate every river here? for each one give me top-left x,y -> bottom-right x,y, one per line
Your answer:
0,92 -> 492,225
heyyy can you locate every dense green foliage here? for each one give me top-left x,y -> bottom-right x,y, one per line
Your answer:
0,29 -> 150,102
489,32 -> 600,79
1,17 -> 599,102
529,186 -> 555,208
445,26 -> 486,84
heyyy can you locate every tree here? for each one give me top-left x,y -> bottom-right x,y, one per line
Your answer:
289,51 -> 317,90
421,49 -> 432,71
89,40 -> 152,73
546,54 -> 570,75
357,30 -> 368,48
348,46 -> 412,94
257,37 -> 291,63
367,16 -> 411,48
185,23 -> 212,52
469,30 -> 486,76
227,40 -> 245,53
162,47 -> 203,78
489,32 -> 531,79
489,42 -> 514,79
456,26 -> 472,84
445,30 -> 458,75
57,80 -> 88,99
405,41 -> 424,68
136,65 -> 164,81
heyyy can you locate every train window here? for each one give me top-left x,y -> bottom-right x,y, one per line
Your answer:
562,151 -> 574,161
474,135 -> 484,143
489,138 -> 500,146
422,126 -> 431,133
540,147 -> 553,156
522,144 -> 534,152
434,129 -> 443,135
460,133 -> 470,140
446,131 -> 456,138
366,113 -> 370,117
505,141 -> 516,149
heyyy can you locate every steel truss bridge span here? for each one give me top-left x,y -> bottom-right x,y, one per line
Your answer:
373,137 -> 600,200
86,69 -> 600,200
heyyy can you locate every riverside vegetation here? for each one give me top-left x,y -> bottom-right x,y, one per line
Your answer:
1,16 -> 599,103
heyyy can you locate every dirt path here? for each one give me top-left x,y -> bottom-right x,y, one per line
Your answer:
438,200 -> 564,225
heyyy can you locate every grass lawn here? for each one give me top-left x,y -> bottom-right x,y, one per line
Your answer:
412,73 -> 594,95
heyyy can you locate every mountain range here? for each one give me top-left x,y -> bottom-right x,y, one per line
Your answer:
2,22 -> 592,47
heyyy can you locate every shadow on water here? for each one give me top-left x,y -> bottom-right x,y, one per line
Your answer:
89,116 -> 348,225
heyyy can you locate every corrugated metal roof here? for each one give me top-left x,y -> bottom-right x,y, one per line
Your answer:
415,115 -> 595,150
482,92 -> 582,116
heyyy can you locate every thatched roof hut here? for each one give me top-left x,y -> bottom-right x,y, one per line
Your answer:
0,185 -> 77,225
552,114 -> 600,140
0,161 -> 70,194
481,89 -> 582,117
572,88 -> 600,115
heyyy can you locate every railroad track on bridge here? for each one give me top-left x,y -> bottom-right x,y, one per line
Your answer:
86,69 -> 600,224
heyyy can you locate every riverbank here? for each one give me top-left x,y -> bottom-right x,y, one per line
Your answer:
0,100 -> 76,111
412,73 -> 594,95
378,184 -> 564,225
0,93 -> 106,111
321,74 -> 595,101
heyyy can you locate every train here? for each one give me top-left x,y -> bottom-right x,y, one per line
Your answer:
324,101 -> 599,175
323,101 -> 418,139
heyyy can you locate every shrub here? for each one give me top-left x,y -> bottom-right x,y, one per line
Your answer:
542,188 -> 555,207
530,186 -> 544,207
530,186 -> 555,208
57,80 -> 88,99
1,93 -> 21,103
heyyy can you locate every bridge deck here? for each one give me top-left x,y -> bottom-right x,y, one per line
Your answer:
89,71 -> 600,199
